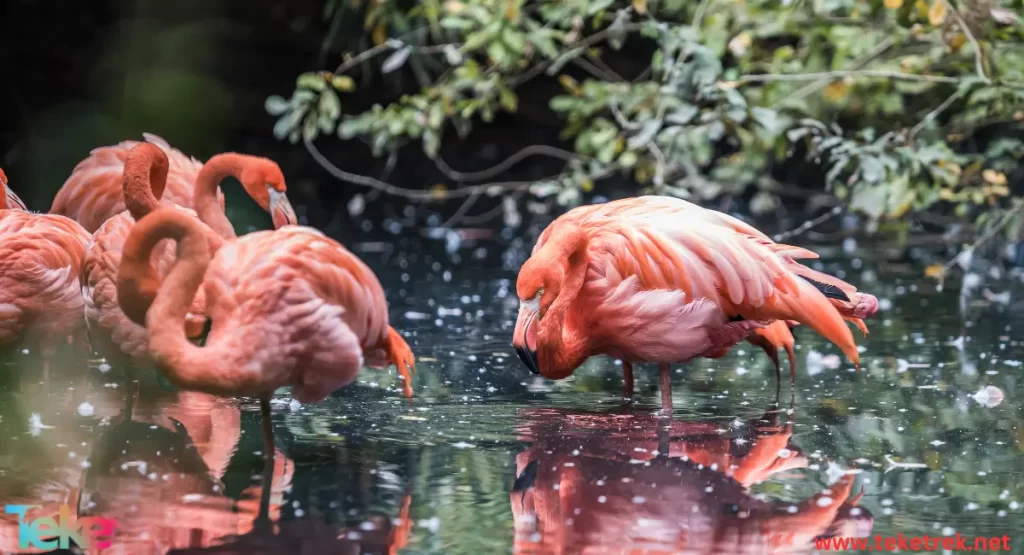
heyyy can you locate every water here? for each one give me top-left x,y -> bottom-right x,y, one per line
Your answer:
1,231 -> 1021,554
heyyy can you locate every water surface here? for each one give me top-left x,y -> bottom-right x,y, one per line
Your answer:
0,230 -> 1021,554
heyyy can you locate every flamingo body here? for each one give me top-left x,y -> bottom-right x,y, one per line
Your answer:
512,196 -> 878,399
82,142 -> 297,365
0,172 -> 91,364
82,206 -> 211,363
196,225 -> 411,402
51,133 -> 225,233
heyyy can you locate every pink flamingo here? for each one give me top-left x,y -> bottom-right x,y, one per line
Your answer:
0,168 -> 92,377
116,207 -> 415,462
51,134 -> 219,234
51,133 -> 297,234
81,143 -> 297,365
511,196 -> 878,410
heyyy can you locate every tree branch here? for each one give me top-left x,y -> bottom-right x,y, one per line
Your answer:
304,136 -> 546,201
739,70 -> 962,84
909,89 -> 962,141
778,36 -> 897,106
943,0 -> 989,83
773,205 -> 844,242
432,145 -> 580,182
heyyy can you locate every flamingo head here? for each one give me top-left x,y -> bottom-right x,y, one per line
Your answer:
512,259 -> 565,376
238,158 -> 298,229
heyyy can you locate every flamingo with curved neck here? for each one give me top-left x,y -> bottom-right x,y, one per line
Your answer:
117,207 -> 415,468
51,134 -> 298,234
0,168 -> 91,379
192,153 -> 297,238
512,196 -> 879,413
80,144 -> 222,366
1,169 -> 29,211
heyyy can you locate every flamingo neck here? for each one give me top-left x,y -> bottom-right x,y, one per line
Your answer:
119,209 -> 258,395
122,144 -> 169,221
537,231 -> 591,379
0,169 -> 8,210
194,154 -> 247,239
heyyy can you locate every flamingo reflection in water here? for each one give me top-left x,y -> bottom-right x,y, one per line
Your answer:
76,389 -> 295,554
510,403 -> 872,554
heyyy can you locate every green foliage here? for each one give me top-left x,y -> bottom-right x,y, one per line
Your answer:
271,0 -> 1024,233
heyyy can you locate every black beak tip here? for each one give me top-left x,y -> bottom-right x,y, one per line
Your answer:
514,345 -> 540,375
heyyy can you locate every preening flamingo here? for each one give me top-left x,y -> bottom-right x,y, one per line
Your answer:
51,133 -> 297,234
116,207 -> 416,464
0,168 -> 91,377
81,143 -> 297,365
511,196 -> 879,410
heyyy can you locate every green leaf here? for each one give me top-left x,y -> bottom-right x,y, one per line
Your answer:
666,104 -> 698,125
627,120 -> 662,150
296,72 -> 327,92
463,30 -> 492,52
501,27 -> 526,54
318,88 -> 341,121
499,88 -> 518,112
440,16 -> 474,31
549,96 -> 576,112
338,117 -> 367,139
265,95 -> 290,116
423,128 -> 441,158
273,108 -> 306,140
382,46 -> 412,74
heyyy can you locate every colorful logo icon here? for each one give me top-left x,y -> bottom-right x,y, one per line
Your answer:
4,504 -> 118,550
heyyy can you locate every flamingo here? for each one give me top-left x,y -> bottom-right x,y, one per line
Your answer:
51,134 -> 218,234
115,207 -> 416,467
51,133 -> 297,234
81,143 -> 297,365
0,168 -> 92,378
511,196 -> 878,410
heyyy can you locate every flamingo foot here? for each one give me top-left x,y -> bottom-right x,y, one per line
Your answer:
621,361 -> 634,401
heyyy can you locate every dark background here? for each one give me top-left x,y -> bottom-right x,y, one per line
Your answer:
0,0 -> 584,233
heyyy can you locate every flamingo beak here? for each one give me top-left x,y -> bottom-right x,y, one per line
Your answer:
267,186 -> 298,229
513,310 -> 540,375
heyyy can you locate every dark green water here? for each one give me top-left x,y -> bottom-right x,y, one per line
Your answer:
0,234 -> 1021,554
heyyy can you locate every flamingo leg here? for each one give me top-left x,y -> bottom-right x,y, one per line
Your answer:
257,393 -> 275,528
658,363 -> 672,415
621,361 -> 634,401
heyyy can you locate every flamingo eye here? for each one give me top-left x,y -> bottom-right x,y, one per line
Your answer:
521,288 -> 542,313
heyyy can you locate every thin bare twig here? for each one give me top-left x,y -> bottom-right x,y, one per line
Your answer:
433,145 -> 579,182
942,0 -> 989,83
440,189 -> 483,228
331,29 -> 455,76
739,70 -> 962,84
909,90 -> 962,141
304,136 -> 544,201
693,0 -> 714,30
779,36 -> 896,106
610,99 -> 642,130
509,22 -> 647,87
773,205 -> 844,242
571,57 -> 620,81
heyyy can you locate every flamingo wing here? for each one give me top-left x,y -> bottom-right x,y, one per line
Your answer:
84,208 -> 210,363
0,212 -> 90,344
200,227 -> 396,402
573,198 -> 875,367
51,134 -> 218,233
